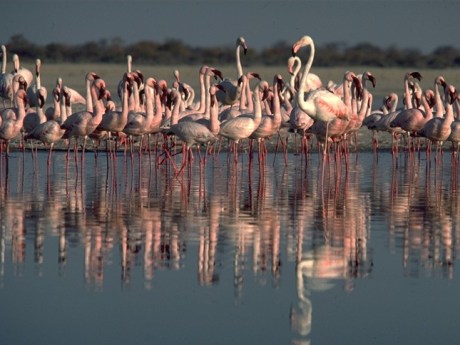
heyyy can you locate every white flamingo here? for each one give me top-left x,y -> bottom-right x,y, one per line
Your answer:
292,35 -> 350,155
216,36 -> 248,106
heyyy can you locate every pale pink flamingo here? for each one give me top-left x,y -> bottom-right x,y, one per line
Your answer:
179,67 -> 223,122
24,85 -> 69,164
0,45 -> 15,107
12,53 -> 33,87
287,55 -> 322,93
0,89 -> 27,155
164,88 -> 217,174
96,73 -> 133,153
0,74 -> 27,122
433,75 -> 447,117
26,59 -> 45,107
362,93 -> 394,150
23,87 -> 48,135
216,36 -> 248,106
45,81 -> 63,121
61,78 -> 106,158
420,84 -> 457,154
390,87 -> 435,150
249,74 -> 284,161
292,35 -> 350,156
218,80 -> 268,162
123,77 -> 157,155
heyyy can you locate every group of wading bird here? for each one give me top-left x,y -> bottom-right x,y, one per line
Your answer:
0,35 -> 459,174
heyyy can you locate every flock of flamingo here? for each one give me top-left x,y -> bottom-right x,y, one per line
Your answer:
0,35 -> 459,175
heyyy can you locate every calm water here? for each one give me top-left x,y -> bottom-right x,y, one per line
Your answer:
0,147 -> 459,345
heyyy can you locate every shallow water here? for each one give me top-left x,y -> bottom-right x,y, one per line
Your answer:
0,148 -> 459,345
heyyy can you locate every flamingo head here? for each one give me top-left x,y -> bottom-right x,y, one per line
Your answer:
424,89 -> 435,108
210,68 -> 223,81
435,75 -> 447,88
52,87 -> 61,103
365,72 -> 376,88
292,35 -> 314,57
35,59 -> 41,77
352,76 -> 363,100
274,74 -> 284,93
408,71 -> 422,82
447,85 -> 457,104
37,87 -> 47,108
237,37 -> 247,54
62,86 -> 72,107
247,72 -> 261,81
87,72 -> 101,81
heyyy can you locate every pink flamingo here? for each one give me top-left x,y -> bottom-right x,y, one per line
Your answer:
12,54 -> 33,88
24,85 -> 70,164
292,35 -> 350,156
164,88 -> 217,174
97,73 -> 134,153
448,93 -> 460,155
0,89 -> 27,156
61,78 -> 107,158
249,74 -> 284,161
219,80 -> 269,162
123,77 -> 157,155
420,84 -> 457,154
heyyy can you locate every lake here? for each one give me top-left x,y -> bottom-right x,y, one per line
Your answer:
0,145 -> 459,345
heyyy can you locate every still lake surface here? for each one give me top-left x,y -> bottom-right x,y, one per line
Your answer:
0,147 -> 459,345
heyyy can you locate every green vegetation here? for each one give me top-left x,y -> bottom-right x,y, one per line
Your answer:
5,34 -> 460,68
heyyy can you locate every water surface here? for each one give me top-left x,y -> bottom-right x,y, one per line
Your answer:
0,149 -> 459,345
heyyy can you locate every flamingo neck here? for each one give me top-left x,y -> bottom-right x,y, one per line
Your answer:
1,46 -> 6,74
434,82 -> 446,117
236,45 -> 243,78
86,78 -> 93,113
296,41 -> 316,117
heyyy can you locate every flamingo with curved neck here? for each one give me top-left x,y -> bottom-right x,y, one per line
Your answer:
292,35 -> 349,155
216,36 -> 248,106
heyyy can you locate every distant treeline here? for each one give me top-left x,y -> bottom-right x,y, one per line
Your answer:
4,34 -> 460,68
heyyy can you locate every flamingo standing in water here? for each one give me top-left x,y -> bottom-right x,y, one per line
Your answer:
292,35 -> 350,156
97,73 -> 133,154
219,80 -> 268,163
123,77 -> 157,155
216,36 -> 248,106
0,89 -> 27,156
61,78 -> 106,159
420,84 -> 457,155
163,88 -> 217,174
24,85 -> 70,164
249,74 -> 284,162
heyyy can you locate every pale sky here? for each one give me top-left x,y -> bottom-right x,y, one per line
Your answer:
2,0 -> 459,53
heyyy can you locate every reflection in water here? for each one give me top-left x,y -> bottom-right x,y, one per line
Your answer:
0,149 -> 459,342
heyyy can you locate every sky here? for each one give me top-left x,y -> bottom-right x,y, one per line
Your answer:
1,0 -> 459,54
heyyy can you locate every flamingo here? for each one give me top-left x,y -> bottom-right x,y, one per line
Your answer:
96,73 -> 133,153
0,45 -> 14,107
292,35 -> 350,156
216,36 -> 248,106
123,77 -> 157,155
24,85 -> 69,164
45,82 -> 62,121
0,89 -> 27,155
23,87 -> 48,135
249,74 -> 284,161
178,67 -> 223,122
433,75 -> 447,117
390,87 -> 435,150
218,80 -> 268,162
61,78 -> 106,158
287,55 -> 322,93
26,59 -> 46,107
12,54 -> 33,87
163,88 -> 217,174
420,84 -> 457,154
